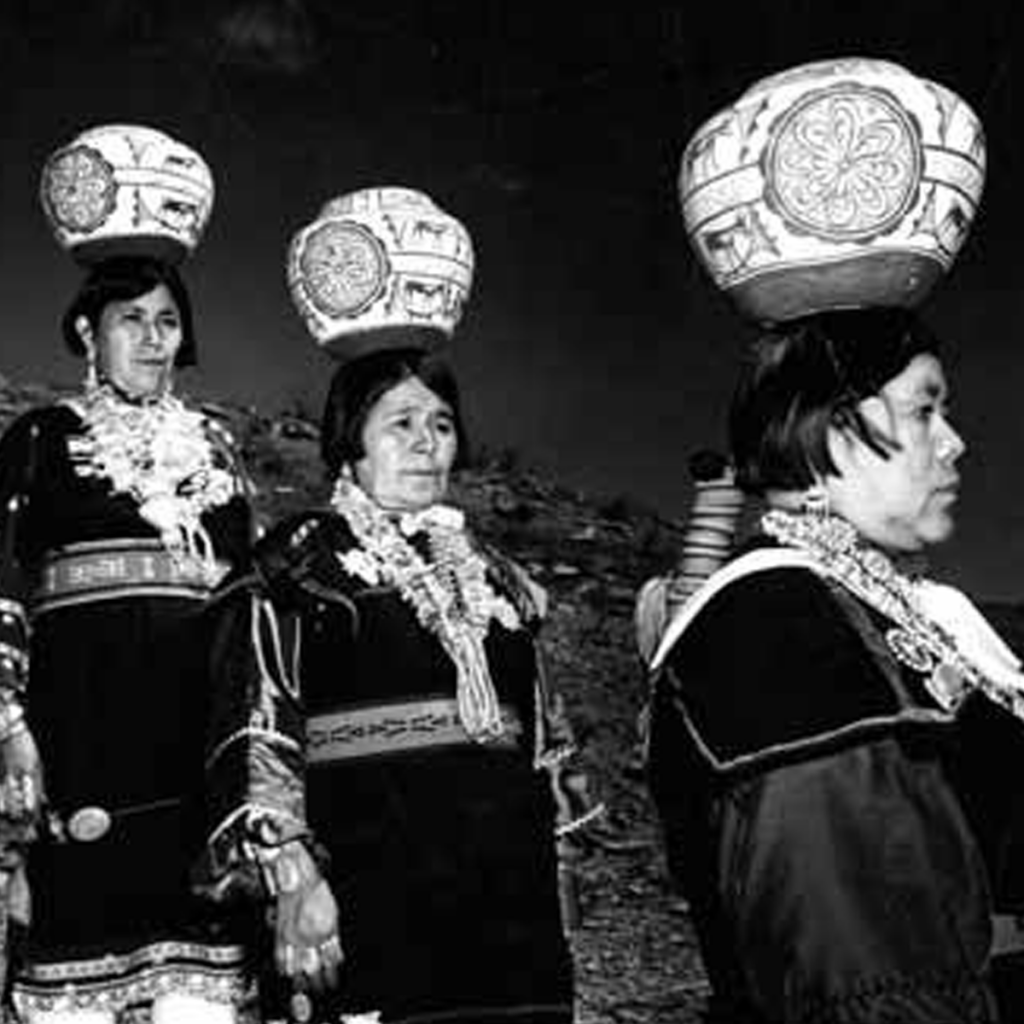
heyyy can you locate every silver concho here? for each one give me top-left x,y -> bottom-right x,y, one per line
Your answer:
766,83 -> 922,242
67,805 -> 112,842
885,626 -> 935,675
926,662 -> 968,711
299,221 -> 389,318
290,993 -> 313,1023
40,145 -> 117,235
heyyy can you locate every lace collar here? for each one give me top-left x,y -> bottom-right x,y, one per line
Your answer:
329,476 -> 521,741
64,383 -> 239,579
762,508 -> 1024,720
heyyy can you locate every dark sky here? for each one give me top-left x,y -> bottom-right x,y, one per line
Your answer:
1,0 -> 1022,598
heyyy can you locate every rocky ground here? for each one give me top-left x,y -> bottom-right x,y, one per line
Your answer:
447,465 -> 712,1024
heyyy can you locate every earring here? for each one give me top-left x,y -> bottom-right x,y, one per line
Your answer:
83,352 -> 98,392
802,482 -> 830,518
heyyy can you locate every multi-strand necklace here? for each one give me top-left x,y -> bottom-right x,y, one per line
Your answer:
330,477 -> 521,741
762,508 -> 1024,719
66,383 -> 239,580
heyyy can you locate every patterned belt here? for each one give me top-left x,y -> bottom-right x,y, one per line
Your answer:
32,539 -> 222,616
307,698 -> 523,764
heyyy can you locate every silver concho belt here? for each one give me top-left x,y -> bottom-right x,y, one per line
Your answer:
57,796 -> 182,843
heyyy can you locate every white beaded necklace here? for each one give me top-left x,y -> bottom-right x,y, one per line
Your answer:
762,508 -> 1024,719
65,383 -> 239,579
330,476 -> 521,741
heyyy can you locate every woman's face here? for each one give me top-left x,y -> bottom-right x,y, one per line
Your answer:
824,353 -> 965,553
355,376 -> 458,512
79,284 -> 183,398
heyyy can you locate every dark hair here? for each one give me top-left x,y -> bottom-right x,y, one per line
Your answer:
320,346 -> 469,478
61,256 -> 197,367
729,308 -> 942,495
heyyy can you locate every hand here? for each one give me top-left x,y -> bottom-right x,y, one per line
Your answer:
1,861 -> 30,927
271,845 -> 343,995
0,726 -> 43,830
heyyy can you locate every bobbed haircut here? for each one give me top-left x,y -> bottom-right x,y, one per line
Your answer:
320,346 -> 469,479
61,256 -> 197,367
729,307 -> 942,496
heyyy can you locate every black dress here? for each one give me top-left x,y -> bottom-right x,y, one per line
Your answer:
0,392 -> 256,1021
647,539 -> 1001,1023
201,509 -> 585,1024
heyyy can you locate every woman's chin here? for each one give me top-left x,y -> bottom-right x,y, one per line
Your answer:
377,486 -> 447,513
109,372 -> 170,399
880,515 -> 956,554
923,514 -> 957,547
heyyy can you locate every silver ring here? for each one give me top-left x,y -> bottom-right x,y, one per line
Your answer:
282,943 -> 298,975
300,945 -> 321,974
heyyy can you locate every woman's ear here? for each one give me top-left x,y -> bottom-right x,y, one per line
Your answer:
825,421 -> 857,475
74,315 -> 96,360
800,472 -> 832,517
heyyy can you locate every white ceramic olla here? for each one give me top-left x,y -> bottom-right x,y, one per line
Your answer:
679,58 -> 985,323
40,123 -> 214,265
287,187 -> 474,354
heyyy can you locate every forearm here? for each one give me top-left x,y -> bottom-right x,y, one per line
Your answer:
202,730 -> 310,900
200,590 -> 311,901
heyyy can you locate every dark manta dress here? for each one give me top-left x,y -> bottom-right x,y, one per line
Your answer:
202,508 -> 584,1024
0,395 -> 255,1021
646,536 -> 1024,1024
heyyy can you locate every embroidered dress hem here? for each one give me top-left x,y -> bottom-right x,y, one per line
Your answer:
262,999 -> 574,1024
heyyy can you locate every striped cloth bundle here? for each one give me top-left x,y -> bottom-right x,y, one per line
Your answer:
635,451 -> 745,666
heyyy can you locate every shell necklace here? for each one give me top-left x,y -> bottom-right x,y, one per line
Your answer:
65,383 -> 239,579
330,476 -> 521,741
762,508 -> 1024,719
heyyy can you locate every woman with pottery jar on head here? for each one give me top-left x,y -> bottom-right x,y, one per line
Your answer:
646,60 -> 1024,1023
198,187 -> 601,1024
0,125 -> 256,1023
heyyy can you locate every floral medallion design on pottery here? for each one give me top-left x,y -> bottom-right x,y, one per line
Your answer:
766,84 -> 921,241
40,145 -> 117,235
298,221 -> 389,319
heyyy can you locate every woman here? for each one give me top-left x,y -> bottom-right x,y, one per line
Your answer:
647,308 -> 1024,1022
0,254 -> 257,1023
199,341 -> 593,1024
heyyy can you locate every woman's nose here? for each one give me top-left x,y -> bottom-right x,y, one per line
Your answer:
937,417 -> 966,462
137,319 -> 158,346
411,425 -> 436,454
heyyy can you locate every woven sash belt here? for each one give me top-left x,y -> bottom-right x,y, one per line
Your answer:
307,698 -> 523,764
32,539 -> 218,616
